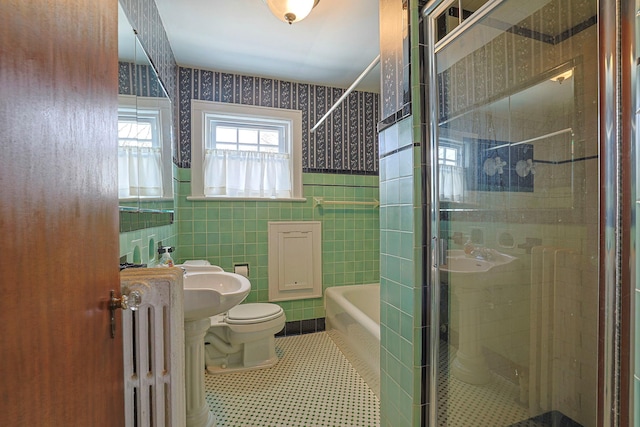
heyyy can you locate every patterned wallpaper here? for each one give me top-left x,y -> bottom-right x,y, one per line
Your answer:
379,0 -> 410,122
118,0 -> 379,173
178,67 -> 379,173
437,2 -> 596,123
118,0 -> 177,103
118,62 -> 165,97
119,0 -> 178,162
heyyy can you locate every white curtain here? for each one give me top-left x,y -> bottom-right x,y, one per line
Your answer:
204,149 -> 291,198
118,146 -> 163,198
439,165 -> 465,202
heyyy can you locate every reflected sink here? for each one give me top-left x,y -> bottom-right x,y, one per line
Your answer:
440,249 -> 518,289
181,269 -> 251,321
441,256 -> 493,273
440,248 -> 519,385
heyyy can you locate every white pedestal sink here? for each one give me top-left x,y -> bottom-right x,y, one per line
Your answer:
180,266 -> 251,427
440,249 -> 518,385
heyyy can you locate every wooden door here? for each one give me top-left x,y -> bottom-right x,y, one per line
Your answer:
0,1 -> 124,425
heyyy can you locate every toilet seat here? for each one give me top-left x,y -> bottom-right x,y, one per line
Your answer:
226,303 -> 283,325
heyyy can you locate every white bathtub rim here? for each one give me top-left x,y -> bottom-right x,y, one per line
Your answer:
324,283 -> 380,341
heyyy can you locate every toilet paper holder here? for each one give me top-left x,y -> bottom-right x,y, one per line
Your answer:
234,263 -> 250,278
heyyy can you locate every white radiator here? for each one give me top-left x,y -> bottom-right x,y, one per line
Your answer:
529,244 -> 599,426
121,268 -> 185,427
529,246 -> 579,414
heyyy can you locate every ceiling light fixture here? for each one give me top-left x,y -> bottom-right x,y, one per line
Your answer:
264,0 -> 320,25
550,69 -> 574,84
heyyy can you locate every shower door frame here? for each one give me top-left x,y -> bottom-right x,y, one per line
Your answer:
419,0 -> 632,426
609,1 -> 635,426
598,0 -> 634,425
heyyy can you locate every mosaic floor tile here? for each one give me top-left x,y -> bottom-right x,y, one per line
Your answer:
438,343 -> 531,426
204,334 -> 557,426
205,332 -> 380,427
326,329 -> 380,399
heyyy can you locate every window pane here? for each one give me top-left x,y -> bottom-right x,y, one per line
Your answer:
260,130 -> 280,147
435,0 -> 490,42
259,145 -> 279,153
136,122 -> 153,141
239,128 -> 258,144
435,7 -> 460,42
445,148 -> 457,161
217,126 -> 237,143
119,138 -> 139,148
118,120 -> 153,148
119,121 -> 137,139
461,0 -> 491,20
216,143 -> 237,151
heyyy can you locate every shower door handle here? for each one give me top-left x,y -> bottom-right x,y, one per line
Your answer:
432,237 -> 448,267
439,239 -> 448,266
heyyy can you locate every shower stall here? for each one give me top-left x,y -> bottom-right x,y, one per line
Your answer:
420,0 -> 633,425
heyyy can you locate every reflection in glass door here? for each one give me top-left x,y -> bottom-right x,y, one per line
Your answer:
425,0 -> 599,425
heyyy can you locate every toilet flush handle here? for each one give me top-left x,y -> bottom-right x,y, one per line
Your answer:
109,289 -> 143,338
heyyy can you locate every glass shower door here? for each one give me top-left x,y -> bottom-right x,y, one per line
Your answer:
425,0 -> 599,425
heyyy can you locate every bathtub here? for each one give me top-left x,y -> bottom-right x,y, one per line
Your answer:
325,284 -> 380,397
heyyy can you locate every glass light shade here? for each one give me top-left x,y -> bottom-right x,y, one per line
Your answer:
550,69 -> 574,83
265,0 -> 318,25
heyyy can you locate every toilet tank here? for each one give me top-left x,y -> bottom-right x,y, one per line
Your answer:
267,221 -> 322,301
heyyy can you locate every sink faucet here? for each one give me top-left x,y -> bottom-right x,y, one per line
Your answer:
471,247 -> 494,261
465,241 -> 494,261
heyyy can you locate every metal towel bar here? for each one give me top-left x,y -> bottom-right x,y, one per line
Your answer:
313,197 -> 379,208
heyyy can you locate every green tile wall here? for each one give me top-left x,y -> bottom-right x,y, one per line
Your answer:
119,223 -> 178,265
174,168 -> 380,322
119,167 -> 179,264
379,116 -> 423,427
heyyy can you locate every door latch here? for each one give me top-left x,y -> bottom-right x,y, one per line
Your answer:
109,289 -> 142,338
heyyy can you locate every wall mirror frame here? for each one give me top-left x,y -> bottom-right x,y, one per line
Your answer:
118,2 -> 174,232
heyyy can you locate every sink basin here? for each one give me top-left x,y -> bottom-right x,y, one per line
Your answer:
183,289 -> 222,322
182,270 -> 251,321
440,249 -> 518,289
439,248 -> 519,385
441,256 -> 493,273
179,265 -> 251,427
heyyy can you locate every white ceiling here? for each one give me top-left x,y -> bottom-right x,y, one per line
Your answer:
153,0 -> 381,93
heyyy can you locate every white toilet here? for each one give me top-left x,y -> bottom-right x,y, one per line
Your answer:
204,302 -> 286,374
178,260 -> 286,373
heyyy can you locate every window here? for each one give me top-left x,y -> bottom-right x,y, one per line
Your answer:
438,141 -> 465,202
190,100 -> 303,200
118,95 -> 173,200
210,123 -> 283,153
438,145 -> 460,166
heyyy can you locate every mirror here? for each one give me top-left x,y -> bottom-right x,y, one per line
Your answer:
118,3 -> 174,231
436,60 -> 580,212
